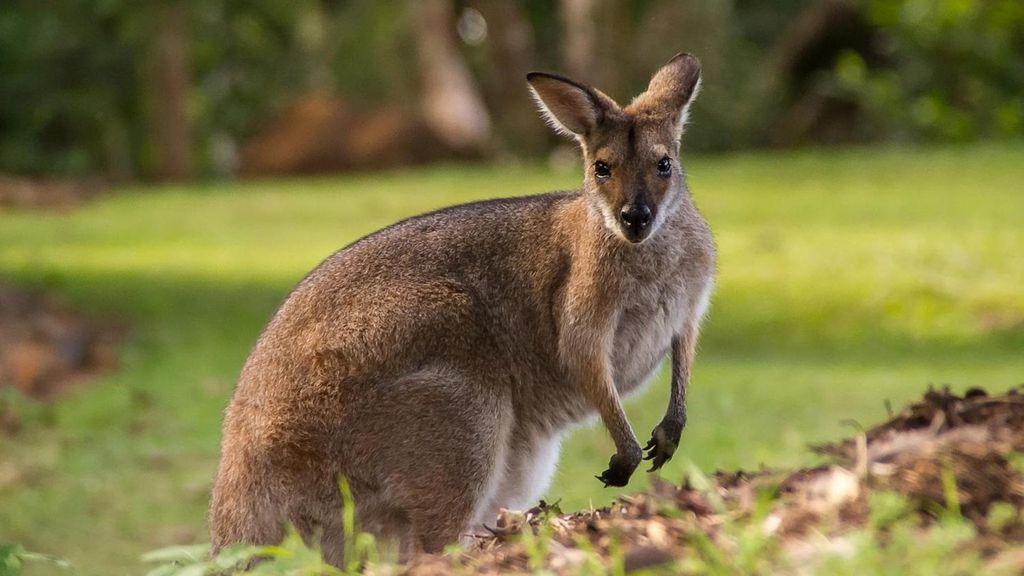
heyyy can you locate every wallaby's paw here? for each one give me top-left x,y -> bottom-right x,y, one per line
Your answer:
644,420 -> 682,472
595,451 -> 639,487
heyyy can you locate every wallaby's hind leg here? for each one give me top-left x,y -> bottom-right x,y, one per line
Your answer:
317,496 -> 414,566
339,366 -> 512,554
209,443 -> 287,557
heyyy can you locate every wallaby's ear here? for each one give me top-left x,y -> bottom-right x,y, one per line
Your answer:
526,72 -> 612,139
634,53 -> 702,138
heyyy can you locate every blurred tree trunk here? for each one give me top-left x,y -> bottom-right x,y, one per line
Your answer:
150,2 -> 192,181
561,0 -> 595,80
475,0 -> 545,154
410,0 -> 492,154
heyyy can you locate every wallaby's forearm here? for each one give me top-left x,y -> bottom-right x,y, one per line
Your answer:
645,323 -> 700,470
666,335 -> 690,425
560,308 -> 642,487
579,355 -> 640,454
576,353 -> 641,487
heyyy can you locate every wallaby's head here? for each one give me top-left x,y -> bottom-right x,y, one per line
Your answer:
527,53 -> 701,244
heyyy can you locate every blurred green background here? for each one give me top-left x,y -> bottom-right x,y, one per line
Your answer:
0,1 -> 1022,574
2,0 -> 1022,178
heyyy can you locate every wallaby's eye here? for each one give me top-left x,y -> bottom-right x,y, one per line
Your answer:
657,156 -> 671,178
594,161 -> 611,180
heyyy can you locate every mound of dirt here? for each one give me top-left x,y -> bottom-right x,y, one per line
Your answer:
400,387 -> 1024,575
0,282 -> 120,402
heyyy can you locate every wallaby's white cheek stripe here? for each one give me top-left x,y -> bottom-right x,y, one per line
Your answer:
595,197 -> 628,241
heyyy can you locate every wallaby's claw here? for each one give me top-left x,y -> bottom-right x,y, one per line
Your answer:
596,452 -> 638,487
644,421 -> 682,472
595,469 -> 628,488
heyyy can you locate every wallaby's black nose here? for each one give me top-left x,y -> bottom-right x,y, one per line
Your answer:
620,204 -> 652,232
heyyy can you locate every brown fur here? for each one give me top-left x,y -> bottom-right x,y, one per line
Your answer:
209,53 -> 715,565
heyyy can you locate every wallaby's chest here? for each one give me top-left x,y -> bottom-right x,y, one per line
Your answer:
610,257 -> 694,395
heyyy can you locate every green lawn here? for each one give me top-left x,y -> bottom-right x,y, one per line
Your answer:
2,144 -> 1022,574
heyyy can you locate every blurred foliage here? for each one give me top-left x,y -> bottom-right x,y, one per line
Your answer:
331,2 -> 415,106
189,0 -> 317,176
0,0 -> 1021,179
833,0 -> 1024,141
0,0 -> 142,177
0,543 -> 70,576
0,0 -> 315,179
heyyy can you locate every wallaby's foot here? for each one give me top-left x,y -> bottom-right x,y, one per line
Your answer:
595,449 -> 640,487
644,418 -> 684,472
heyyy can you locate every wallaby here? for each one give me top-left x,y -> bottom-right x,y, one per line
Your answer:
209,52 -> 715,564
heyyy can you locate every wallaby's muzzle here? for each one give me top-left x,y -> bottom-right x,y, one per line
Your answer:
619,202 -> 653,243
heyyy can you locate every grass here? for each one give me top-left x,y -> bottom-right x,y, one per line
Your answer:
1,143 -> 1022,574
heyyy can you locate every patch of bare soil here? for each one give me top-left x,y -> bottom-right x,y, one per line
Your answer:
0,282 -> 120,403
399,387 -> 1024,575
0,175 -> 105,211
